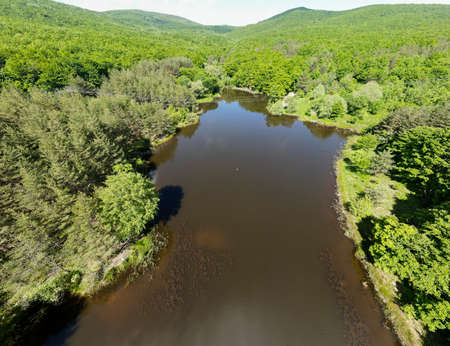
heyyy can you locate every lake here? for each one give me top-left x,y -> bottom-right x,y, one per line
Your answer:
45,89 -> 397,346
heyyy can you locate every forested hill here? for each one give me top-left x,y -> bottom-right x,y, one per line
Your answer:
0,0 -> 228,91
0,0 -> 231,33
229,5 -> 450,42
103,10 -> 235,33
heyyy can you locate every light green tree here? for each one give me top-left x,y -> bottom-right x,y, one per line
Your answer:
97,164 -> 159,241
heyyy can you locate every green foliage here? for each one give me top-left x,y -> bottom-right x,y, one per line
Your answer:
0,57 -> 200,341
310,84 -> 326,99
369,211 -> 450,331
369,150 -> 394,175
373,103 -> 450,137
0,0 -> 226,91
225,49 -> 299,99
355,81 -> 383,102
347,149 -> 375,174
100,60 -> 195,109
352,134 -> 378,150
388,127 -> 450,204
313,94 -> 347,119
1,1 -> 449,342
340,109 -> 449,337
97,164 -> 159,241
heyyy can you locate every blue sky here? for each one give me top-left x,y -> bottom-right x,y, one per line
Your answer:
56,1 -> 450,25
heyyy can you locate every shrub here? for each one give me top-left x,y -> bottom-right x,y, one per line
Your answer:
314,94 -> 347,118
352,134 -> 378,150
309,84 -> 325,99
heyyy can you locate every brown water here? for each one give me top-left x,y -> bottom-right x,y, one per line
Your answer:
45,90 -> 396,346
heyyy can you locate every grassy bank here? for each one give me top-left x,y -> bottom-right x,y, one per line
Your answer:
196,93 -> 221,103
0,227 -> 167,346
335,117 -> 449,344
267,92 -> 388,134
336,136 -> 423,345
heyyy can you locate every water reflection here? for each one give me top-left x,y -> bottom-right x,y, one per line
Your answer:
150,137 -> 179,167
303,121 -> 337,139
265,114 -> 297,128
179,122 -> 200,139
220,89 -> 270,115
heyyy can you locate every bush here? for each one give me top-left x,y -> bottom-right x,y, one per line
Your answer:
347,149 -> 374,173
352,134 -> 378,150
202,76 -> 220,94
267,100 -> 285,115
355,81 -> 383,102
314,94 -> 347,118
309,84 -> 325,99
347,81 -> 383,115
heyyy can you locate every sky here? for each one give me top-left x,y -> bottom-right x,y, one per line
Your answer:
56,0 -> 450,26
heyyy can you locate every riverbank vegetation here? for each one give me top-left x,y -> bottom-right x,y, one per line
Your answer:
0,57 -> 201,344
0,1 -> 449,344
337,105 -> 449,344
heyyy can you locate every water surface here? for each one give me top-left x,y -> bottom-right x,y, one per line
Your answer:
46,90 -> 396,346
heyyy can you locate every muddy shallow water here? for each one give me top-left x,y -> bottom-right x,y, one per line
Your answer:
45,90 -> 397,346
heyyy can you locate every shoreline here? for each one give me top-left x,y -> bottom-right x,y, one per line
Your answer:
231,86 -> 265,95
1,111 -> 202,346
266,101 -> 415,345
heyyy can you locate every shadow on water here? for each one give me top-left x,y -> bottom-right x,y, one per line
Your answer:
5,294 -> 85,346
155,185 -> 184,225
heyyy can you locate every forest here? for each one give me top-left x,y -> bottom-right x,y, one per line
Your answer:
0,1 -> 449,345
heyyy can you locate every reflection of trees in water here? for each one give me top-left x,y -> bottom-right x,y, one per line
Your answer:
303,121 -> 336,139
199,102 -> 218,113
265,115 -> 296,128
220,89 -> 270,115
179,121 -> 200,139
303,121 -> 351,139
150,137 -> 179,167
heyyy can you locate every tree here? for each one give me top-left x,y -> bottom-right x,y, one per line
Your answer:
369,213 -> 450,331
388,126 -> 449,204
97,164 -> 159,241
313,94 -> 347,119
369,150 -> 394,175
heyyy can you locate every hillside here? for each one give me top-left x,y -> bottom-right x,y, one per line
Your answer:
0,0 -> 227,91
229,5 -> 450,43
103,9 -> 235,33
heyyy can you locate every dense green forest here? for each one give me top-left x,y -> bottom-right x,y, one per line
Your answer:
0,1 -> 449,345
